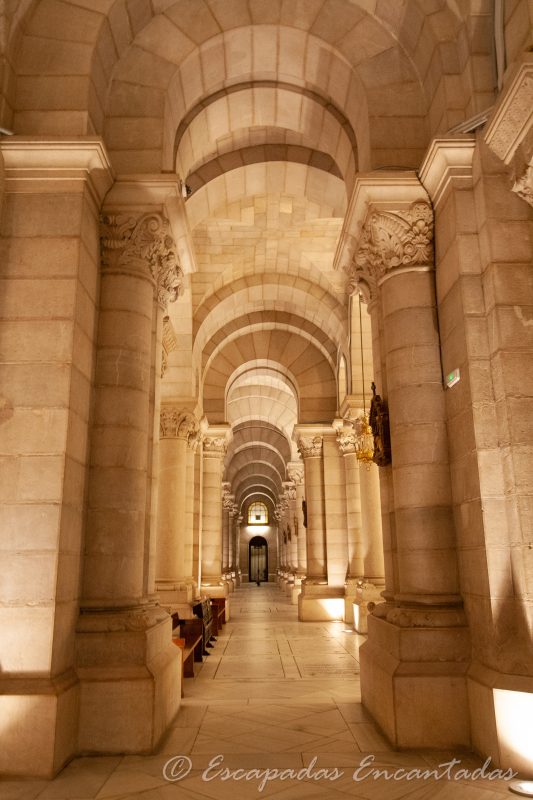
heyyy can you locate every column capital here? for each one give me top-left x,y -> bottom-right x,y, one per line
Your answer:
336,426 -> 357,455
286,461 -> 304,486
100,212 -> 183,310
159,407 -> 198,441
347,201 -> 434,301
282,481 -> 296,501
336,172 -> 431,300
296,435 -> 323,459
293,424 -> 335,458
202,424 -> 232,457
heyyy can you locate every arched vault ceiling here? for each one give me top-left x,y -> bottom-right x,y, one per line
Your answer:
175,84 -> 357,184
186,164 -> 346,227
226,420 -> 292,464
203,330 -> 337,424
12,1 -> 481,171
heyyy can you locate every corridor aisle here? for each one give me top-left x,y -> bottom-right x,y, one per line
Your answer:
2,585 -> 516,799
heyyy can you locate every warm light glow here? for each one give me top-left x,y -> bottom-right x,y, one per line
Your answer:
494,689 -> 533,773
317,598 -> 345,620
509,781 -> 533,797
353,602 -> 361,631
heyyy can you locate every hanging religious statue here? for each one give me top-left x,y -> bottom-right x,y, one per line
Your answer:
369,382 -> 392,466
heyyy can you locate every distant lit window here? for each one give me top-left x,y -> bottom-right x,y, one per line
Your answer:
248,501 -> 268,524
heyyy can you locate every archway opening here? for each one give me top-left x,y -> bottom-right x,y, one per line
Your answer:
248,536 -> 268,585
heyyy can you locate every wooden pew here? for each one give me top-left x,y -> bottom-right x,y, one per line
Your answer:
210,598 -> 226,635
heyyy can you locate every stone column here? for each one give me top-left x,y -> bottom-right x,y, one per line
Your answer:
295,427 -> 345,620
235,514 -> 243,586
347,180 -> 469,749
0,140 -> 113,778
322,431 -> 349,589
200,425 -> 231,599
156,408 -> 198,608
225,503 -> 237,592
184,430 -> 199,597
287,462 -> 307,602
77,206 -> 184,754
221,482 -> 231,576
336,424 -> 364,625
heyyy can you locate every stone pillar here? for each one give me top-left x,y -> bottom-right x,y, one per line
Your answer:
347,179 -> 470,749
235,514 -> 243,586
336,424 -> 364,625
221,482 -> 232,576
421,132 -> 533,772
184,430 -> 199,597
0,140 -> 113,778
295,427 -> 345,620
200,425 -> 231,599
77,202 -> 184,755
322,431 -> 349,589
156,408 -> 198,608
287,461 -> 307,586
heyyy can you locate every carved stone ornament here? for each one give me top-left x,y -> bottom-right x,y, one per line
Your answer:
160,408 -> 198,441
100,212 -> 184,310
203,435 -> 228,455
287,463 -> 304,485
161,315 -> 178,378
222,491 -> 235,511
297,435 -> 323,459
336,428 -> 357,455
369,382 -> 392,466
285,485 -> 296,501
345,201 -> 434,299
512,161 -> 533,207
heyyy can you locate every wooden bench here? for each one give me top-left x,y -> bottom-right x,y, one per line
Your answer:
210,598 -> 226,635
171,614 -> 203,691
192,598 -> 215,650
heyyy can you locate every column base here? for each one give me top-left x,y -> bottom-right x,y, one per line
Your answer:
0,669 -> 79,778
76,605 -> 181,755
298,580 -> 345,621
360,606 -> 471,749
352,580 -> 385,633
291,575 -> 304,605
224,573 -> 235,592
467,661 -> 533,773
156,580 -> 194,607
283,573 -> 295,596
343,577 -> 360,625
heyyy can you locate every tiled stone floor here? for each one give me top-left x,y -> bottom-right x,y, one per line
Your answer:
2,584 -> 518,799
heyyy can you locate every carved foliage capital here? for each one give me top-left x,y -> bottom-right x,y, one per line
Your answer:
336,428 -> 357,455
287,463 -> 304,486
297,435 -> 323,459
160,408 -> 198,442
100,212 -> 183,310
345,201 -> 434,297
203,435 -> 228,456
